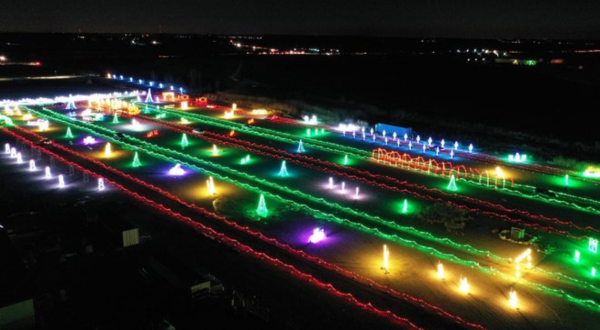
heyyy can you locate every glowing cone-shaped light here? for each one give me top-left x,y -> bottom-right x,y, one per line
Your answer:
428,137 -> 432,146
370,128 -> 374,136
45,166 -> 51,179
382,244 -> 390,273
307,128 -> 311,137
16,152 -> 22,164
4,143 -> 10,154
565,174 -> 569,187
509,289 -> 518,309
422,144 -> 427,153
354,187 -> 360,199
448,174 -> 457,191
441,139 -> 445,148
382,130 -> 386,138
212,144 -> 218,156
469,144 -> 473,153
450,149 -> 454,159
66,127 -> 74,139
98,178 -> 105,191
454,141 -> 459,150
308,227 -> 326,243
437,262 -> 444,279
436,147 -> 440,156
384,137 -> 388,145
10,147 -> 16,158
104,143 -> 112,157
132,118 -> 140,127
328,177 -> 333,189
393,132 -> 397,140
402,199 -> 408,213
181,134 -> 189,148
592,267 -> 597,277
404,133 -> 408,141
279,161 -> 288,177
58,174 -> 65,188
206,176 -> 216,195
132,152 -> 141,167
341,181 -> 346,194
372,134 -> 376,142
397,139 -> 400,148
29,159 -> 36,171
362,132 -> 366,140
344,154 -> 348,165
257,194 -> 268,217
297,140 -> 305,153
408,141 -> 412,150
459,277 -> 470,294
416,135 -> 420,144
112,113 -> 119,124
574,250 -> 580,262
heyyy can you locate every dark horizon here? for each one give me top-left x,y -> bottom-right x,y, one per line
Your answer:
2,0 -> 600,40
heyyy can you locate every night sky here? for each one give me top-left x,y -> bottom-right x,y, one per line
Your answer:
2,0 -> 600,39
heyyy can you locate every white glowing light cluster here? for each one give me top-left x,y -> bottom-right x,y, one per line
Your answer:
509,152 -> 528,162
0,91 -> 142,107
206,176 -> 216,195
308,227 -> 326,243
303,115 -> 318,125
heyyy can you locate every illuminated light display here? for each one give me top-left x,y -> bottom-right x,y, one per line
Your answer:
370,128 -> 374,135
397,139 -> 400,148
112,113 -> 119,124
589,238 -> 598,253
16,152 -> 22,164
278,160 -> 288,177
384,137 -> 388,145
408,141 -> 412,150
583,166 -> 600,178
344,154 -> 349,165
65,127 -> 74,139
104,143 -> 112,157
181,117 -> 189,124
297,140 -> 305,153
212,144 -> 219,156
38,120 -> 49,132
393,132 -> 397,140
447,174 -> 457,191
515,264 -> 521,278
308,227 -> 326,243
240,154 -> 251,165
382,130 -> 386,138
328,177 -> 334,189
565,174 -> 569,187
415,135 -> 420,144
58,174 -> 65,188
98,178 -> 105,191
382,244 -> 390,273
44,166 -> 51,179
132,152 -> 141,167
402,199 -> 408,214
436,147 -> 439,156
4,143 -> 9,154
83,136 -> 96,145
404,133 -> 408,141
459,277 -> 470,294
256,194 -> 268,217
441,139 -> 445,148
508,152 -> 528,163
207,176 -> 216,195
422,144 -> 426,153
23,114 -> 32,120
352,131 -> 356,138
450,149 -> 454,159
362,132 -> 366,141
454,141 -> 459,150
29,159 -> 36,171
495,166 -> 505,179
509,290 -> 518,309
168,164 -> 186,176
10,147 -> 16,158
307,128 -> 311,137
181,134 -> 189,148
428,137 -> 432,146
468,144 -> 473,153
574,250 -> 581,262
251,109 -> 268,115
180,101 -> 188,110
592,267 -> 597,277
224,110 -> 234,119
232,103 -> 237,111
354,187 -> 360,199
131,118 -> 140,128
65,94 -> 76,110
437,262 -> 444,279
341,181 -> 346,194
372,134 -> 376,142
